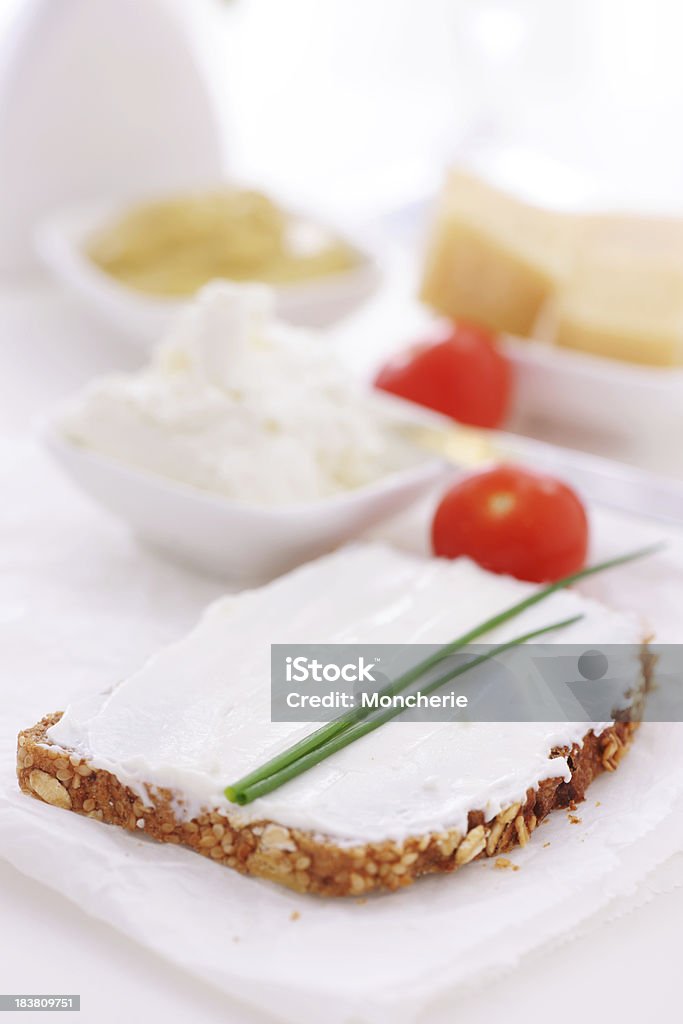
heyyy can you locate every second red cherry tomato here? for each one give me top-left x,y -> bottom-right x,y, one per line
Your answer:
431,465 -> 589,583
374,322 -> 512,429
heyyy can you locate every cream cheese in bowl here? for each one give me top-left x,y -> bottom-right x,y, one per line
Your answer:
47,282 -> 445,580
60,281 -> 422,504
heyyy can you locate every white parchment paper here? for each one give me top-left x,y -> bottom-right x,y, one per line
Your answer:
1,441 -> 683,1024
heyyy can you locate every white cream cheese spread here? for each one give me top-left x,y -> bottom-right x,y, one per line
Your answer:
47,544 -> 644,843
59,282 -> 419,504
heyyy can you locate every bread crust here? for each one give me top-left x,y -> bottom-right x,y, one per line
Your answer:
17,713 -> 637,897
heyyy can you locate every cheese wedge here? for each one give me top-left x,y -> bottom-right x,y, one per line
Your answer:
420,169 -> 575,336
421,169 -> 683,366
554,214 -> 683,366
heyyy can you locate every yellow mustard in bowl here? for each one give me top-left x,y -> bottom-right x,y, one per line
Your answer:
87,189 -> 360,297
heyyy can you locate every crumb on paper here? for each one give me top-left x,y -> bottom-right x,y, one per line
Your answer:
543,842 -> 551,848
595,800 -> 602,807
494,857 -> 519,872
290,910 -> 300,922
568,814 -> 582,825
569,799 -> 578,811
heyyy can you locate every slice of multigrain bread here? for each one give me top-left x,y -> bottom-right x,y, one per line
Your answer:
17,713 -> 638,898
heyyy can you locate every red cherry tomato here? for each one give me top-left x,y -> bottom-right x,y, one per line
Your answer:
431,465 -> 589,583
374,322 -> 512,429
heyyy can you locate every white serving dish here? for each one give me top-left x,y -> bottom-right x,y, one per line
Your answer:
36,201 -> 381,346
44,425 -> 446,583
504,334 -> 683,441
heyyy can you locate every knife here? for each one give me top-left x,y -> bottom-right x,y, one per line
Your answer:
401,421 -> 683,527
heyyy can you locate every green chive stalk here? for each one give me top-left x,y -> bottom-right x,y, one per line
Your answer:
230,613 -> 584,805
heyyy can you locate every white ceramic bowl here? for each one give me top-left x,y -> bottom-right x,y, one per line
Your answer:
503,334 -> 683,440
36,202 -> 381,347
44,425 -> 446,583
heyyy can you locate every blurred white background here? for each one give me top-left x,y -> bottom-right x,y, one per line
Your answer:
138,0 -> 683,215
223,0 -> 683,215
2,0 -> 679,216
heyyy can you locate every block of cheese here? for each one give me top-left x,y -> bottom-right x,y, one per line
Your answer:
554,215 -> 683,366
420,169 -> 575,337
